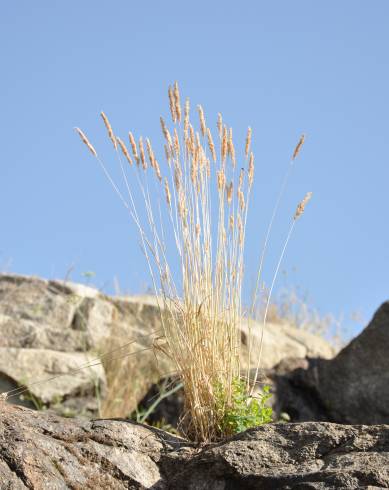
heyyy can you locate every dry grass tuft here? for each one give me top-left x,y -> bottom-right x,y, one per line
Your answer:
76,83 -> 311,441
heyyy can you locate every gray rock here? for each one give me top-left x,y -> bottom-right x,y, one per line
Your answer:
169,422 -> 389,489
0,273 -> 336,421
240,319 -> 335,370
0,403 -> 388,489
312,301 -> 389,424
0,348 -> 106,416
0,402 -> 170,488
0,274 -> 172,417
268,301 -> 389,426
0,274 -> 113,352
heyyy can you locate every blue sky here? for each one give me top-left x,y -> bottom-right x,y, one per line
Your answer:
1,1 -> 388,338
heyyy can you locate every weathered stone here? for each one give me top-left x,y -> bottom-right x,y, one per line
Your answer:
0,403 -> 388,489
310,301 -> 389,424
240,318 -> 335,370
0,274 -> 336,420
0,274 -> 117,352
266,301 -> 389,426
169,422 -> 389,489
0,403 -> 171,488
266,357 -> 331,423
0,274 -> 172,417
0,348 -> 106,416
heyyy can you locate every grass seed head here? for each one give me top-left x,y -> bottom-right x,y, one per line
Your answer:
221,126 -> 228,163
138,137 -> 147,170
168,85 -> 176,123
128,132 -> 139,163
217,169 -> 226,191
248,152 -> 254,186
237,214 -> 243,245
174,81 -> 182,123
184,98 -> 190,132
228,128 -> 236,167
238,189 -> 245,211
206,128 -> 217,162
217,113 -> 223,139
146,138 -> 155,168
75,128 -> 97,157
294,191 -> 312,220
197,105 -> 206,137
226,181 -> 233,204
173,128 -> 180,157
116,137 -> 133,165
100,111 -> 117,149
154,160 -> 162,182
292,134 -> 305,160
245,127 -> 252,158
164,143 -> 171,163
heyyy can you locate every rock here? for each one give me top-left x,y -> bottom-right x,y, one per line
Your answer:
0,274 -> 113,352
240,318 -> 335,370
0,274 -> 173,417
0,402 -> 172,488
266,357 -> 331,423
169,422 -> 389,489
0,348 -> 106,416
267,301 -> 389,426
1,403 -> 389,489
0,273 -> 335,420
309,301 -> 389,424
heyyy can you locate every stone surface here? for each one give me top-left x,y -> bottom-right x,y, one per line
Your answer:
169,422 -> 389,489
310,301 -> 389,424
240,318 -> 335,370
0,403 -> 388,489
0,402 -> 170,489
0,348 -> 106,416
0,274 -> 172,417
267,301 -> 389,426
0,273 -> 335,420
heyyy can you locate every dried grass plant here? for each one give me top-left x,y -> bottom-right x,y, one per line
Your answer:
76,83 -> 311,441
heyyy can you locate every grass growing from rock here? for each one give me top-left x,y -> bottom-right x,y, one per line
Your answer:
76,82 -> 311,441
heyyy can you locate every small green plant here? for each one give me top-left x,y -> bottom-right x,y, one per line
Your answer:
215,378 -> 272,436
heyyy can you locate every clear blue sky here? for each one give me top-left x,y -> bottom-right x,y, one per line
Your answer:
1,1 -> 388,338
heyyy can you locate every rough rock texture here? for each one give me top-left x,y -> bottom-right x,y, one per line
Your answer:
240,319 -> 335,369
268,301 -> 389,426
0,273 -> 335,418
0,403 -> 388,489
310,300 -> 389,424
0,274 -> 171,416
0,348 -> 104,414
0,402 -> 171,489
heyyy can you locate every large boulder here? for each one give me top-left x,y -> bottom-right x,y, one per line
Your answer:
312,300 -> 389,424
269,301 -> 389,425
0,274 -> 169,417
0,403 -> 388,489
